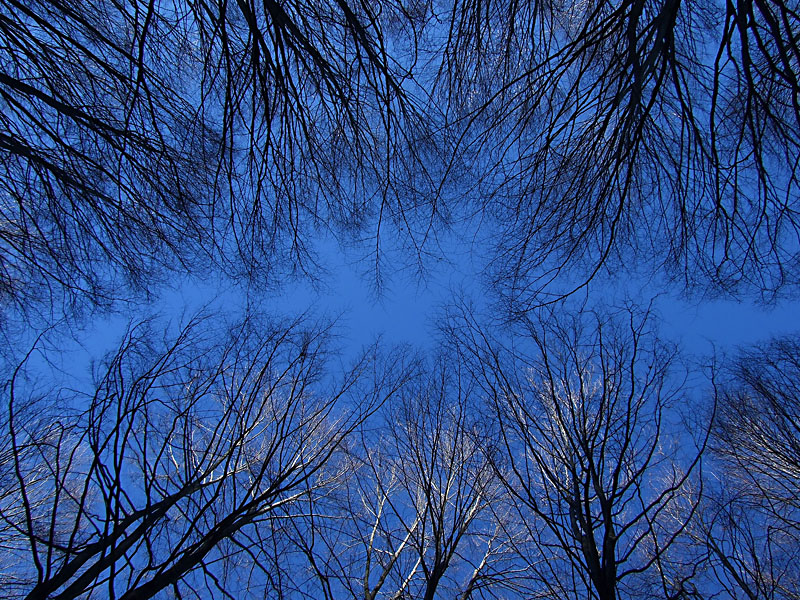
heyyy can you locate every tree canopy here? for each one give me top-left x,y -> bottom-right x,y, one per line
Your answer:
1,0 -> 798,314
1,0 -> 799,598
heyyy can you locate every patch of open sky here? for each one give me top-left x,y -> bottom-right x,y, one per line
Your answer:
12,207 -> 799,398
16,223 -> 471,390
582,265 -> 800,360
654,291 -> 800,355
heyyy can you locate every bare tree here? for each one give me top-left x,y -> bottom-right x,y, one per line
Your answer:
693,336 -> 800,599
446,303 -> 707,599
5,0 -> 798,321
713,337 -> 800,519
434,0 -> 800,307
0,312 -> 412,599
288,353 -> 530,600
0,0 -> 435,316
690,480 -> 800,600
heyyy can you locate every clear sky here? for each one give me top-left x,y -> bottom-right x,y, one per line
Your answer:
47,231 -> 798,385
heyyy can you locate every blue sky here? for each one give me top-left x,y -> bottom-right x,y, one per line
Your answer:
25,209 -> 796,395
53,243 -> 798,386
